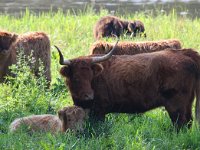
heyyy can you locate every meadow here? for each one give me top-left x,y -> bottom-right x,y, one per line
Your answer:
1,8 -> 200,149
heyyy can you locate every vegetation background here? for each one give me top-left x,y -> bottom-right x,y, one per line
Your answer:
0,7 -> 200,149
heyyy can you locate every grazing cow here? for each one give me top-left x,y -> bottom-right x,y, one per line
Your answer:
94,16 -> 146,40
9,106 -> 88,133
0,31 -> 51,84
55,40 -> 200,129
58,106 -> 89,132
90,39 -> 181,55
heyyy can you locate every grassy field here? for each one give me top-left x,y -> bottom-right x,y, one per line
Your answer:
1,8 -> 200,149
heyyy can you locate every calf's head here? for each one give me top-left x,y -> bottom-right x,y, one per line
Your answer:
55,40 -> 118,106
58,106 -> 89,132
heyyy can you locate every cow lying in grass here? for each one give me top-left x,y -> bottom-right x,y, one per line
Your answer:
56,40 -> 200,129
0,31 -> 51,84
9,106 -> 88,133
94,15 -> 146,40
9,114 -> 62,133
90,39 -> 181,55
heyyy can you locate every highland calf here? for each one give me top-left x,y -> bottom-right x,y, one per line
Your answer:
9,106 -> 88,133
0,31 -> 51,83
94,16 -> 146,40
90,39 -> 181,55
56,41 -> 200,129
9,114 -> 62,133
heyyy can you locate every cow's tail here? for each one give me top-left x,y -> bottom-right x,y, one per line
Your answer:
190,51 -> 200,125
196,79 -> 200,124
191,50 -> 200,125
180,48 -> 200,124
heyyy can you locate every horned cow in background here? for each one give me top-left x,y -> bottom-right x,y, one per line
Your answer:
56,40 -> 200,129
93,15 -> 146,40
90,39 -> 181,55
0,31 -> 51,83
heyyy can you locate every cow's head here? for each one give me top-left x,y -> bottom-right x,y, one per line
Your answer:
55,40 -> 119,107
128,21 -> 146,37
0,32 -> 18,62
0,31 -> 18,53
127,22 -> 136,35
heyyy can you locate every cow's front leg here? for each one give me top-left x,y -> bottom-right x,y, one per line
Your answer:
89,109 -> 106,122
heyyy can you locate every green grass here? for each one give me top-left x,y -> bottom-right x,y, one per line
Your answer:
1,8 -> 200,149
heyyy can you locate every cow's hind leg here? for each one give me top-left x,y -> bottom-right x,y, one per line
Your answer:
166,106 -> 192,129
164,91 -> 194,130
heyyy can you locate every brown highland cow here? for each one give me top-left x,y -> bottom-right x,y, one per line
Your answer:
90,39 -> 181,55
94,16 -> 146,40
0,31 -> 51,83
56,40 -> 200,129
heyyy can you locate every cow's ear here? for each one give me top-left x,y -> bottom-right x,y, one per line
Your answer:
60,66 -> 71,78
92,64 -> 104,76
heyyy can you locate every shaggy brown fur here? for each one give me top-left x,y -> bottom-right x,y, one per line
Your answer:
94,15 -> 146,40
0,31 -> 18,51
90,39 -> 182,55
0,31 -> 18,82
0,31 -> 51,83
59,48 -> 200,129
58,106 -> 89,132
9,114 -> 62,133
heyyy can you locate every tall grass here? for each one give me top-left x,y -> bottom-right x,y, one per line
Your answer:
1,8 -> 200,149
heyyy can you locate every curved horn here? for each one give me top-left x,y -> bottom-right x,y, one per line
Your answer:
54,45 -> 71,65
92,39 -> 119,63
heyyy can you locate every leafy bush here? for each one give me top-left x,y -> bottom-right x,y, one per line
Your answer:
0,50 -> 69,133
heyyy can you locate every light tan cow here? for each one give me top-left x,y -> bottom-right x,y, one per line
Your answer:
9,106 -> 88,133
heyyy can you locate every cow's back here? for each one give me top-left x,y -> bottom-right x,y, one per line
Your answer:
9,114 -> 62,133
90,39 -> 182,55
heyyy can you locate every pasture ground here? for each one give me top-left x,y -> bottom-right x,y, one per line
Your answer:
1,8 -> 200,149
